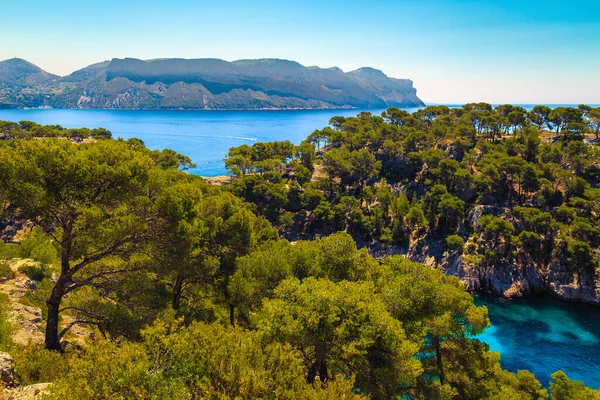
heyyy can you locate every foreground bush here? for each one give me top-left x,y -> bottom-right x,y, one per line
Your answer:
0,293 -> 13,351
0,261 -> 15,281
46,320 -> 365,400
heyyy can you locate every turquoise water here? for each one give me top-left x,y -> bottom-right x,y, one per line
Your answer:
1,108 -> 600,387
477,296 -> 600,388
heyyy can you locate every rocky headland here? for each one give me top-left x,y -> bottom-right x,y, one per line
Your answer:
0,58 -> 424,110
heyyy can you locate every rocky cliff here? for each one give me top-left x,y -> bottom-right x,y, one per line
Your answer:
0,58 -> 425,110
383,205 -> 600,305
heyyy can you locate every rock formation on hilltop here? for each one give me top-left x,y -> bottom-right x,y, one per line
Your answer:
0,58 -> 425,110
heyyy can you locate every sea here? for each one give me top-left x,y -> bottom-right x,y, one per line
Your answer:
1,106 -> 599,388
0,108 -> 394,176
478,296 -> 600,387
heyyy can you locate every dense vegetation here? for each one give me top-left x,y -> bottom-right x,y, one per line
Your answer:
0,113 -> 598,399
224,104 -> 600,299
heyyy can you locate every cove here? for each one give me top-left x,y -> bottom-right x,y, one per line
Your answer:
477,295 -> 600,388
2,107 -> 600,388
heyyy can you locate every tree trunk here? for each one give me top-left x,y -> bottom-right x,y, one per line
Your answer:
45,223 -> 72,351
318,358 -> 328,383
307,362 -> 318,384
307,354 -> 328,384
45,280 -> 66,351
229,304 -> 235,327
172,275 -> 185,310
434,337 -> 445,385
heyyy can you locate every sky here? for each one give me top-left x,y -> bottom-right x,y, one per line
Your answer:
1,0 -> 599,104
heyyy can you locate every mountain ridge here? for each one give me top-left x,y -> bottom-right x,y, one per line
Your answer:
0,57 -> 424,110
0,58 -> 59,87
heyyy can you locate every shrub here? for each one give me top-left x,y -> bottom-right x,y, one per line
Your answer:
555,206 -> 576,224
446,235 -> 465,253
18,264 -> 47,282
0,261 -> 15,281
0,292 -> 14,351
18,227 -> 58,267
0,242 -> 20,260
380,227 -> 394,244
24,278 -> 54,320
463,254 -> 484,267
12,344 -> 70,385
278,212 -> 295,229
45,321 -> 365,400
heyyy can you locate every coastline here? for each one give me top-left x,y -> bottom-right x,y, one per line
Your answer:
13,105 -> 369,112
201,175 -> 232,186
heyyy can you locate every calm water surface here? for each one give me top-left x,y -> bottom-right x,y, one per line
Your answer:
1,108 -> 599,388
478,296 -> 600,388
1,106 -> 593,176
0,109 -> 396,176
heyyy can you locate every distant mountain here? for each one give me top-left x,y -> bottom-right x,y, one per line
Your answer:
0,58 -> 58,87
0,59 -> 60,109
0,57 -> 424,110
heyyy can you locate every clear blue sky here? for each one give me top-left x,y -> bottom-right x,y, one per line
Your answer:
1,0 -> 599,104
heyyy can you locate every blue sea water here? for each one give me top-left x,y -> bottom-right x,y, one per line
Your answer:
477,296 -> 600,388
1,105 -> 595,176
1,107 -> 599,388
0,108 -> 398,176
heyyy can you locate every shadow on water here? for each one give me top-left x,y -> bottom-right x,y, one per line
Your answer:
476,295 -> 600,388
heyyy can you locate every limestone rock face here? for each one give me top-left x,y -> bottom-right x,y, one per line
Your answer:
549,282 -> 599,304
0,351 -> 15,385
2,383 -> 50,400
373,204 -> 600,305
0,260 -> 45,345
0,57 -> 425,110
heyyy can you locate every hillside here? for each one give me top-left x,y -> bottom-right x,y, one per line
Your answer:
0,58 -> 424,110
0,59 -> 58,87
1,116 -> 599,399
222,104 -> 600,305
0,59 -> 59,109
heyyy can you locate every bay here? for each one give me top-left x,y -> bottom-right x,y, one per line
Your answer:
0,108 -> 398,176
0,105 -> 593,176
3,105 -> 595,177
1,106 -> 599,388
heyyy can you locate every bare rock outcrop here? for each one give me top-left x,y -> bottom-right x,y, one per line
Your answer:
0,260 -> 44,345
395,204 -> 600,305
0,352 -> 15,386
1,57 -> 425,110
2,383 -> 50,400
